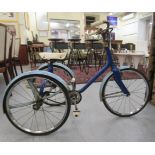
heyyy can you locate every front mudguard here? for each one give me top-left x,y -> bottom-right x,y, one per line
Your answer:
3,70 -> 70,113
99,66 -> 130,101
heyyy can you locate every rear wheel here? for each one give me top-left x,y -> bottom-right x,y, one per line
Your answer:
39,65 -> 75,91
3,74 -> 71,135
102,68 -> 150,117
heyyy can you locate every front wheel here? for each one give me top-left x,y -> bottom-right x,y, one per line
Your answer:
102,68 -> 150,117
3,73 -> 71,135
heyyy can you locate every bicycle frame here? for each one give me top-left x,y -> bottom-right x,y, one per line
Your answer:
78,47 -> 129,95
41,47 -> 129,96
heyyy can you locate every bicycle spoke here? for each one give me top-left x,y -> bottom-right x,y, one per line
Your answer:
44,110 -> 61,121
16,109 -> 33,121
13,89 -> 32,101
34,111 -> 39,131
42,107 -> 48,129
103,69 -> 149,116
21,111 -> 36,127
18,84 -> 34,100
43,89 -> 62,100
9,101 -> 36,109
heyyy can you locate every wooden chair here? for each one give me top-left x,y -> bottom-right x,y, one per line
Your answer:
92,43 -> 106,70
29,43 -> 45,68
12,38 -> 23,76
38,42 -> 69,66
0,23 -> 9,85
6,29 -> 15,79
54,42 -> 70,64
71,43 -> 87,70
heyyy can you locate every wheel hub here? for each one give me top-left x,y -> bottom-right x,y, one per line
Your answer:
33,99 -> 43,110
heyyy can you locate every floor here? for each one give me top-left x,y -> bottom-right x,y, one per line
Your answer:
0,65 -> 155,142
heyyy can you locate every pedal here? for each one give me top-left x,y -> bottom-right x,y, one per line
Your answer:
71,78 -> 76,83
73,110 -> 80,117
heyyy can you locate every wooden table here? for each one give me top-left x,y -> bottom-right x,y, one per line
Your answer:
68,39 -> 81,48
85,39 -> 99,48
114,52 -> 145,69
48,38 -> 64,49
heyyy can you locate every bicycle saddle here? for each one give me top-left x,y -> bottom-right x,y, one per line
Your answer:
39,52 -> 67,61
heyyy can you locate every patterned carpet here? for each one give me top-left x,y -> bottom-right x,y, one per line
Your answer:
33,64 -> 146,84
71,65 -> 146,84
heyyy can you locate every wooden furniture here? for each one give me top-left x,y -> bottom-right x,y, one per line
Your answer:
48,38 -> 64,52
0,23 -> 9,85
67,39 -> 81,67
68,39 -> 81,48
13,38 -> 23,76
28,43 -> 44,67
148,13 -> 155,103
38,43 -> 69,66
19,44 -> 29,65
85,39 -> 101,69
104,40 -> 123,49
6,30 -> 16,80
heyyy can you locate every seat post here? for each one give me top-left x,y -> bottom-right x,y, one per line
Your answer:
48,62 -> 54,73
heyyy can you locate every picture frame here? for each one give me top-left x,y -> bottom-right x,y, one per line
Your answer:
0,12 -> 18,22
36,12 -> 49,31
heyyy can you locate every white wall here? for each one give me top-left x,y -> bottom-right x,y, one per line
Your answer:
18,12 -> 37,44
115,12 -> 153,54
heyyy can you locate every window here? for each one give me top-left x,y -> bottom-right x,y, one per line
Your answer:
49,19 -> 80,41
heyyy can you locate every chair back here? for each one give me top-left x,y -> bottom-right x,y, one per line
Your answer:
6,31 -> 13,62
0,23 -> 7,63
14,38 -> 21,57
74,43 -> 86,49
92,43 -> 103,49
30,43 -> 44,52
55,42 -> 68,49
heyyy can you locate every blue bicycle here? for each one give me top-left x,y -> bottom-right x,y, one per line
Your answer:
3,21 -> 150,135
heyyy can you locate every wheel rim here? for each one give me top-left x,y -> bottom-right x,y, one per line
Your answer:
6,76 -> 69,134
103,69 -> 149,116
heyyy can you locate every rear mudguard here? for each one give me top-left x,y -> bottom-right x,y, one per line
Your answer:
38,62 -> 75,79
3,70 -> 70,113
99,66 -> 130,101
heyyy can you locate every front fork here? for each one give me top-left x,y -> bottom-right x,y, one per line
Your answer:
112,65 -> 130,96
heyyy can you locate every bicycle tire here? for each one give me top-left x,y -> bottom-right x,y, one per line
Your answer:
102,68 -> 150,117
3,73 -> 71,135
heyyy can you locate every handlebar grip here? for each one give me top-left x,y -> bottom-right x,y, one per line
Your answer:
90,20 -> 109,28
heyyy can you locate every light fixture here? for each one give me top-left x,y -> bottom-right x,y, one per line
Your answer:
66,23 -> 70,27
122,13 -> 135,20
150,22 -> 153,25
109,12 -> 113,16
